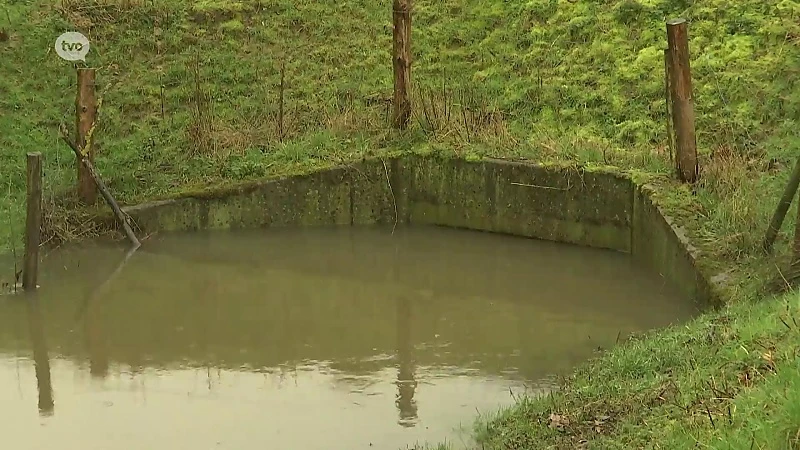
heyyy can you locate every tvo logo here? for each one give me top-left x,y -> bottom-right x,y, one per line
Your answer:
55,32 -> 90,62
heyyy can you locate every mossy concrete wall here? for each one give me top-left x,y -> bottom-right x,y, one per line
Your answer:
123,162 -> 400,232
115,155 -> 715,308
631,185 -> 715,307
399,157 -> 632,251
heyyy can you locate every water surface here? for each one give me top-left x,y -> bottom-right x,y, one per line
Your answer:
0,226 -> 698,449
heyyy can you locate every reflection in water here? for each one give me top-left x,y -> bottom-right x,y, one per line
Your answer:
0,226 -> 699,450
81,246 -> 138,379
396,295 -> 418,427
25,296 -> 54,416
84,293 -> 109,379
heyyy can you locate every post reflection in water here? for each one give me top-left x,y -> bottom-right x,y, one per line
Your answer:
0,228 -> 701,450
81,245 -> 137,380
25,296 -> 54,416
84,293 -> 109,379
395,294 -> 418,428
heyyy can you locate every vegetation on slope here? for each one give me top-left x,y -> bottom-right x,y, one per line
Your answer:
471,291 -> 800,449
0,0 -> 798,256
1,0 -> 800,448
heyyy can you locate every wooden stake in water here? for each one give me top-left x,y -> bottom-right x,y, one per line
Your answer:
76,68 -> 98,204
23,152 -> 42,292
666,18 -> 699,183
392,0 -> 412,130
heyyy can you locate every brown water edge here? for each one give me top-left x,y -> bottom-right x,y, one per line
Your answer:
0,225 -> 698,450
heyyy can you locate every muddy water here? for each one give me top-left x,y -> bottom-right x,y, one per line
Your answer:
0,226 -> 698,450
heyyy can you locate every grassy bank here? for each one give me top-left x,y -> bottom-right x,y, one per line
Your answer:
1,0 -> 799,448
1,0 -> 797,254
466,291 -> 800,449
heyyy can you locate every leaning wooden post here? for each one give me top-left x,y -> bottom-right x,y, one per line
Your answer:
763,155 -> 800,253
666,18 -> 699,183
76,68 -> 98,204
59,124 -> 141,249
392,0 -> 412,130
24,152 -> 43,291
768,186 -> 800,292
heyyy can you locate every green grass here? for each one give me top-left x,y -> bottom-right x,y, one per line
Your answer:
467,292 -> 800,449
1,0 -> 797,255
2,0 -> 800,448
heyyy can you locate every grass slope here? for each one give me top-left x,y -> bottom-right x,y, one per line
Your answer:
472,292 -> 800,449
1,0 -> 800,448
0,0 -> 797,254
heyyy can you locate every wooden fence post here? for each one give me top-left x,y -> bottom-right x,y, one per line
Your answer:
76,68 -> 98,204
392,0 -> 412,130
666,18 -> 699,183
23,152 -> 42,291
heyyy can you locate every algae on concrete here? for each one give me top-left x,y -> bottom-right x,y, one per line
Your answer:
101,155 -> 716,309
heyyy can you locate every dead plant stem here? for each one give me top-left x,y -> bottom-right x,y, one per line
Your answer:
381,157 -> 398,234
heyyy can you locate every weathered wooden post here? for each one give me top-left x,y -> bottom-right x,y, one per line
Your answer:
666,18 -> 699,183
76,67 -> 98,204
392,0 -> 412,130
23,152 -> 42,291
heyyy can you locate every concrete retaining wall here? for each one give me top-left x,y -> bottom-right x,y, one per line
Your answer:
116,155 -> 716,308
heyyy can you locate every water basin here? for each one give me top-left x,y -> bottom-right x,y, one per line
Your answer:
0,226 -> 698,449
